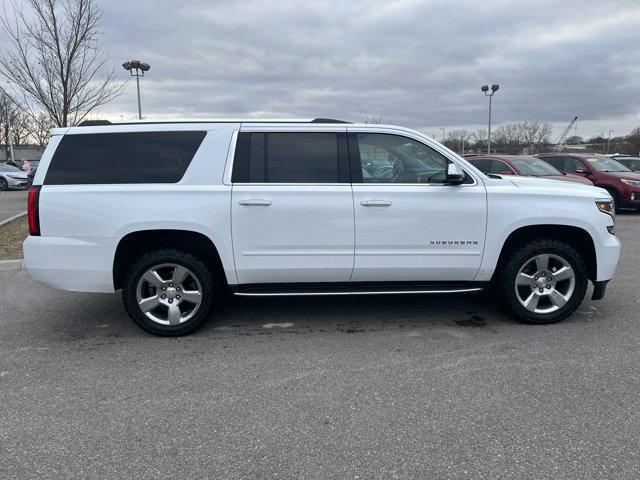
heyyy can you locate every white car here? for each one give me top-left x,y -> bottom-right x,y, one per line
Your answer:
23,119 -> 620,335
0,163 -> 29,190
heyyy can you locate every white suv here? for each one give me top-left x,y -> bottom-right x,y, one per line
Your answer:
24,119 -> 620,335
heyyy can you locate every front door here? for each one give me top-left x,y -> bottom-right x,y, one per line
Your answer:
231,129 -> 354,284
349,130 -> 487,282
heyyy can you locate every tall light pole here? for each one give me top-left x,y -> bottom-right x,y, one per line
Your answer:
481,84 -> 499,153
122,60 -> 150,120
440,128 -> 445,142
0,84 -> 15,162
607,130 -> 614,154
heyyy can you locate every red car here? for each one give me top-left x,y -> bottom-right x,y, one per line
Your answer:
537,153 -> 640,211
465,155 -> 593,185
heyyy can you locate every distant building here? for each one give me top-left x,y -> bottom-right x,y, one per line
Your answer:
0,146 -> 46,162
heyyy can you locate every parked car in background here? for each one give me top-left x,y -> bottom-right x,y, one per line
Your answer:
465,155 -> 593,185
0,163 -> 29,190
611,156 -> 640,172
537,153 -> 640,212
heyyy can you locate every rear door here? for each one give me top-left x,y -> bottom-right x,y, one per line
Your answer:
231,126 -> 354,284
349,128 -> 487,282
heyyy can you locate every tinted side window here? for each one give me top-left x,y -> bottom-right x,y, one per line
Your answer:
490,160 -> 515,175
563,157 -> 586,173
45,131 -> 206,185
233,132 -> 347,183
266,133 -> 340,183
470,159 -> 491,173
540,156 -> 563,171
357,133 -> 447,184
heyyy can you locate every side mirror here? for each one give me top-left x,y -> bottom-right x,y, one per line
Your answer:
445,163 -> 465,185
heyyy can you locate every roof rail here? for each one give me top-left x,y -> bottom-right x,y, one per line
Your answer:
78,120 -> 112,126
311,118 -> 350,124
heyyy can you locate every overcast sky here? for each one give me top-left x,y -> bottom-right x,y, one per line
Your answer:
8,0 -> 640,138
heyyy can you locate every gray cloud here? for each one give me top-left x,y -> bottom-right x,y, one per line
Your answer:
6,0 -> 640,137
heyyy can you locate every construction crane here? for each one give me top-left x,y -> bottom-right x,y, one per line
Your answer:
555,116 -> 578,144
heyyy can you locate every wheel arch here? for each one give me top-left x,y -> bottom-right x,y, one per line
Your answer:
493,224 -> 597,282
113,229 -> 228,291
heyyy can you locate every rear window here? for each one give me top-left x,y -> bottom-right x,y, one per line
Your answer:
232,132 -> 348,183
44,131 -> 206,185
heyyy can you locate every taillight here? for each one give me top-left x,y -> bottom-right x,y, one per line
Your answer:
27,186 -> 41,236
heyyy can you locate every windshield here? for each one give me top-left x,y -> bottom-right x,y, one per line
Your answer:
585,155 -> 631,172
509,157 -> 562,176
0,163 -> 21,172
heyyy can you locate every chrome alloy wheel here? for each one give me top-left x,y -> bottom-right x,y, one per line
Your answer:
136,263 -> 203,326
514,254 -> 576,314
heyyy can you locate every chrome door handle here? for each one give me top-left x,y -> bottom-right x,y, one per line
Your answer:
360,200 -> 392,207
239,199 -> 271,206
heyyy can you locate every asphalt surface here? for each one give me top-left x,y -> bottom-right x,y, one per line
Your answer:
1,213 -> 639,479
0,190 -> 27,223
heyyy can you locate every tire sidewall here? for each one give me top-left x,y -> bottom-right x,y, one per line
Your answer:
123,250 -> 215,336
502,242 -> 588,324
0,178 -> 8,191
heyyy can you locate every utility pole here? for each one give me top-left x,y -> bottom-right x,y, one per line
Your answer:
440,128 -> 445,142
481,84 -> 499,153
607,130 -> 614,154
122,61 -> 151,120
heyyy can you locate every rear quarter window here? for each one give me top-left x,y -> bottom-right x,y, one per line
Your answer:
44,131 -> 206,185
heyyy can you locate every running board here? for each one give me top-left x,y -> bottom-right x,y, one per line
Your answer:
233,282 -> 486,297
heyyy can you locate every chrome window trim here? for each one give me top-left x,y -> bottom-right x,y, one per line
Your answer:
225,125 -> 481,187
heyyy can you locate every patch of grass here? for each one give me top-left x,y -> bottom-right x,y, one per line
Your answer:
0,215 -> 28,260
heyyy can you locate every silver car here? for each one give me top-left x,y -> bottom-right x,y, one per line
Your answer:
0,163 -> 29,190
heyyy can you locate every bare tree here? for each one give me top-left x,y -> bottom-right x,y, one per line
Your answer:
519,121 -> 553,154
362,107 -> 387,124
0,0 -> 125,127
444,129 -> 471,153
29,111 -> 56,146
628,128 -> 640,156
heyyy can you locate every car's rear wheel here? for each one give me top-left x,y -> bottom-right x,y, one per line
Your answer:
0,178 -> 8,191
496,239 -> 588,324
122,249 -> 217,336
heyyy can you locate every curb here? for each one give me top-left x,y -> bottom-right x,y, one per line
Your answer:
0,259 -> 24,271
0,211 -> 27,228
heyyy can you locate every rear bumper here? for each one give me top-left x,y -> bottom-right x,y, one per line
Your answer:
23,235 -> 115,293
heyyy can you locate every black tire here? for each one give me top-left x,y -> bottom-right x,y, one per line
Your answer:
122,249 -> 218,336
496,238 -> 588,324
603,187 -> 620,213
0,178 -> 8,191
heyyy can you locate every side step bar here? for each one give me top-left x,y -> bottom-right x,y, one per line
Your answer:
233,282 -> 486,297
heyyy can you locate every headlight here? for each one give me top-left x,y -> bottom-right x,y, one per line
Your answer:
596,198 -> 614,217
621,179 -> 640,187
7,175 -> 25,180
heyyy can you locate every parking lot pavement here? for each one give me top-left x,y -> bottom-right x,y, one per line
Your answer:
0,191 -> 27,223
1,214 -> 639,479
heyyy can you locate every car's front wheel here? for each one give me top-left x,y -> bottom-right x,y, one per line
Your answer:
122,249 -> 217,336
497,239 -> 588,324
0,178 -> 8,191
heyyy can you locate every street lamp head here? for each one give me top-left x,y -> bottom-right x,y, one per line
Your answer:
129,60 -> 141,69
491,84 -> 499,92
481,85 -> 489,92
140,63 -> 150,72
122,61 -> 132,71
